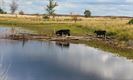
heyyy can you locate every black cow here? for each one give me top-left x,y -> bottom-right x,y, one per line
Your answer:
56,29 -> 70,36
94,30 -> 106,37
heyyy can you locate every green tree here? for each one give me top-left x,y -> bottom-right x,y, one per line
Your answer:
84,10 -> 91,17
46,0 -> 58,17
0,8 -> 4,14
0,8 -> 6,14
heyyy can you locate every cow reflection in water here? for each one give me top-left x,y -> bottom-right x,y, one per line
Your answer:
56,41 -> 70,48
22,39 -> 27,47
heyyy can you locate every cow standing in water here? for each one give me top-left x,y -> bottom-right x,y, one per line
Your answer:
94,30 -> 106,38
56,29 -> 70,36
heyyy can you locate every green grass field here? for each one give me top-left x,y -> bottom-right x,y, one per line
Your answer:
78,18 -> 133,41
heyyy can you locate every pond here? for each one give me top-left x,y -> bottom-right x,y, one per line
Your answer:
0,27 -> 133,80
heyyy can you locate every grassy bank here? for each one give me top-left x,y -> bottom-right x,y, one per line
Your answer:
72,39 -> 133,59
77,18 -> 133,41
0,17 -> 133,59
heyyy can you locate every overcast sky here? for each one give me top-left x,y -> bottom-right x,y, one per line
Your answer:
1,0 -> 133,16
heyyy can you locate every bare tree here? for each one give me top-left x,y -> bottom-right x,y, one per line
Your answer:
10,0 -> 18,14
72,15 -> 78,23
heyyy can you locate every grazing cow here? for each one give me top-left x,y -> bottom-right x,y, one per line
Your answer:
56,29 -> 70,36
94,30 -> 106,37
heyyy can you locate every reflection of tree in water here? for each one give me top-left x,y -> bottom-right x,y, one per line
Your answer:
56,41 -> 70,48
0,53 -> 11,80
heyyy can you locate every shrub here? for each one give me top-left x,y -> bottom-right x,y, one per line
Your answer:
19,10 -> 24,15
106,32 -> 117,36
117,33 -> 130,41
128,19 -> 133,24
119,36 -> 129,41
72,15 -> 78,23
43,15 -> 50,20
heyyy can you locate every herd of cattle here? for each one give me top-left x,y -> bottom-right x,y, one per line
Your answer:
56,29 -> 106,38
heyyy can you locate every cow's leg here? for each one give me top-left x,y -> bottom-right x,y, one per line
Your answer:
61,32 -> 64,37
104,34 -> 106,40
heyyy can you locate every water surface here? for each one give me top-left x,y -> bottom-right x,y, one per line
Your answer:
0,39 -> 133,80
